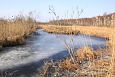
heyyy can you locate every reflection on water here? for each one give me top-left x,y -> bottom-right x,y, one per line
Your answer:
0,29 -> 107,77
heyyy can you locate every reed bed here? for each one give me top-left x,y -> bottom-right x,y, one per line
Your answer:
0,16 -> 37,48
39,25 -> 113,38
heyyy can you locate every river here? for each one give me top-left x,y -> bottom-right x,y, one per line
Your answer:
0,29 -> 107,77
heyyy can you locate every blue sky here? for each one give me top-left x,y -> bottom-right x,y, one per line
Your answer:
0,0 -> 115,22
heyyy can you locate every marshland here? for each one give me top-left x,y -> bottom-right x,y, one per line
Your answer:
0,0 -> 115,77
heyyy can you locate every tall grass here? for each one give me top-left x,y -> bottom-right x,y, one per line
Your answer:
0,14 -> 37,48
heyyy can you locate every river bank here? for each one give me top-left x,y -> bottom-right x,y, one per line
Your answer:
36,47 -> 112,77
39,25 -> 113,39
38,24 -> 115,77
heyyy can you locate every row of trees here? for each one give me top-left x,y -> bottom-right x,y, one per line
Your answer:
49,12 -> 115,27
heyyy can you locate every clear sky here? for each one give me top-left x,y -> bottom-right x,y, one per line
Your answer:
0,0 -> 115,22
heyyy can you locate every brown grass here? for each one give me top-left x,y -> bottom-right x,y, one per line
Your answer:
57,46 -> 114,77
59,58 -> 80,71
39,25 -> 80,35
75,47 -> 94,63
0,16 -> 37,48
37,46 -> 113,77
39,25 -> 113,38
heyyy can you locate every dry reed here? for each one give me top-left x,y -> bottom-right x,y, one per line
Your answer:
0,15 -> 37,48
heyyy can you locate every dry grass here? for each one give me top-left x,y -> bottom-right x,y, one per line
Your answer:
38,24 -> 115,77
0,16 -> 37,48
37,46 -> 113,77
39,25 -> 113,38
59,58 -> 80,71
75,47 -> 95,63
39,25 -> 80,35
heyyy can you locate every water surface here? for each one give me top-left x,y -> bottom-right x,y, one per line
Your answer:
0,29 -> 107,77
